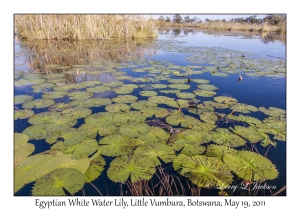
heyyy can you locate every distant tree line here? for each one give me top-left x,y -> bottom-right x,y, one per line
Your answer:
158,14 -> 286,26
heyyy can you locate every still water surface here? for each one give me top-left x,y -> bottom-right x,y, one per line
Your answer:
14,29 -> 286,196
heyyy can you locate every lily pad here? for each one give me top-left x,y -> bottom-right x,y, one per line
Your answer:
231,103 -> 258,113
166,112 -> 200,128
169,83 -> 190,90
14,109 -> 34,120
223,151 -> 279,181
176,92 -> 196,99
103,81 -> 124,87
230,126 -> 264,143
139,91 -> 158,97
105,103 -> 131,113
84,152 -> 106,183
107,155 -> 156,183
206,144 -> 238,160
214,96 -> 238,104
199,111 -> 218,124
173,154 -> 233,188
112,95 -> 138,103
15,95 -> 34,105
22,99 -> 55,109
67,91 -> 94,100
32,168 -> 85,196
83,98 -> 112,108
130,100 -> 158,110
211,128 -> 246,147
140,107 -> 170,118
151,84 -> 168,89
197,84 -> 218,91
194,90 -> 217,97
113,111 -> 146,126
31,83 -> 55,93
119,123 -> 151,137
42,91 -> 68,99
140,126 -> 170,143
86,86 -> 111,93
85,112 -> 115,127
61,107 -> 92,119
259,106 -> 286,117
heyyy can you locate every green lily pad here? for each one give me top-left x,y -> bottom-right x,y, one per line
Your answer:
115,75 -> 133,80
199,111 -> 218,124
83,98 -> 112,108
14,154 -> 55,187
223,151 -> 279,181
113,111 -> 147,126
206,144 -> 238,160
191,79 -> 210,83
78,80 -> 102,88
14,109 -> 34,120
211,128 -> 246,147
86,86 -> 112,93
42,91 -> 68,99
46,128 -> 88,145
226,114 -> 263,126
32,168 -> 85,196
97,124 -> 118,136
194,90 -> 217,97
31,83 -> 55,93
44,73 -> 66,79
15,133 -> 29,149
140,126 -> 170,143
119,123 -> 151,137
203,101 -> 230,109
140,107 -> 170,118
107,155 -> 156,183
112,95 -> 138,103
151,84 -> 168,89
214,96 -> 238,104
197,84 -> 218,91
259,106 -> 286,117
61,107 -> 92,119
130,100 -> 158,110
105,103 -> 131,113
85,112 -> 114,127
48,103 -> 71,112
171,129 -> 211,145
28,111 -> 61,125
169,83 -> 190,90
176,92 -> 196,99
166,112 -> 200,127
103,81 -> 124,87
114,86 -> 134,94
84,152 -> 106,183
173,154 -> 233,188
98,135 -> 142,157
139,91 -> 158,97
15,141 -> 35,164
53,83 -> 81,91
230,126 -> 264,143
134,142 -> 176,165
67,91 -> 94,100
34,154 -> 90,179
15,95 -> 34,105
22,124 -> 48,140
22,99 -> 55,109
231,103 -> 258,113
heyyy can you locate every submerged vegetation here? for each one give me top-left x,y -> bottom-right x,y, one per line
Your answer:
14,16 -> 286,196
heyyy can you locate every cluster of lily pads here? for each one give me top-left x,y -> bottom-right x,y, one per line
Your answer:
14,40 -> 286,196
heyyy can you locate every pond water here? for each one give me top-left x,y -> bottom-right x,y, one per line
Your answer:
14,28 -> 286,196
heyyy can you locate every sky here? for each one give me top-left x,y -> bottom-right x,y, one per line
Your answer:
150,14 -> 269,21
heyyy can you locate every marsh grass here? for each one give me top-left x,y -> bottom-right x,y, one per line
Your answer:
156,21 -> 285,33
15,15 -> 157,40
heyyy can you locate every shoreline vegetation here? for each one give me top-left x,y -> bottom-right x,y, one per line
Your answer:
14,14 -> 286,41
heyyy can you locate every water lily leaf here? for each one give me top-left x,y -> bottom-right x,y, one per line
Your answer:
200,111 -> 218,124
206,144 -> 238,160
83,98 -> 112,108
230,126 -> 264,143
226,114 -> 262,126
84,152 -> 106,183
139,91 -> 158,97
86,86 -> 112,93
119,123 -> 151,137
140,126 -> 169,143
140,107 -> 170,118
48,103 -> 71,112
197,84 -> 218,91
34,154 -> 90,179
44,116 -> 77,132
44,73 -> 66,79
85,112 -> 115,127
166,112 -> 200,127
148,96 -> 175,105
171,129 -> 211,145
160,89 -> 180,94
176,92 -> 196,99
112,95 -> 138,103
103,81 -> 124,87
22,124 -> 51,140
46,128 -> 88,145
61,107 -> 92,119
98,135 -> 141,157
211,128 -> 246,147
150,84 -> 168,89
167,78 -> 187,83
14,154 -> 55,186
15,95 -> 33,105
51,138 -> 98,159
203,101 -> 230,109
173,154 -> 233,188
67,91 -> 93,100
169,83 -> 190,90
42,91 -> 68,99
46,77 -> 67,84
22,98 -> 55,109
15,79 -> 33,87
134,142 -> 176,165
114,86 -> 134,94
115,75 -> 133,80
214,96 -> 238,104
31,83 -> 55,93
263,116 -> 286,132
130,100 -> 157,110
28,111 -> 61,125
15,133 -> 29,149
231,103 -> 258,113
14,109 -> 34,120
107,155 -> 156,183
105,103 -> 131,113
113,111 -> 146,126
97,124 -> 118,136
32,168 -> 85,196
191,79 -> 210,83
194,90 -> 217,97
189,121 -> 217,132
53,83 -> 81,91
15,142 -> 35,164
171,138 -> 206,156
259,106 -> 286,117
223,151 -> 279,181
78,80 -> 102,88
78,124 -> 99,138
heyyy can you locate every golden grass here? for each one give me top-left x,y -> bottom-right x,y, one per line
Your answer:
156,20 -> 286,33
14,15 -> 157,40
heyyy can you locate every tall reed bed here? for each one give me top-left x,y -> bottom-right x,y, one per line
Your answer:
156,20 -> 285,33
14,15 -> 157,40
